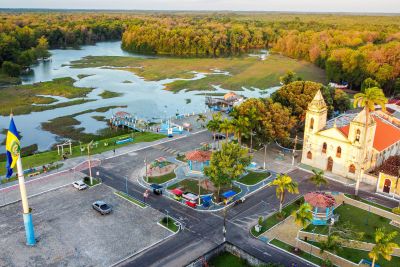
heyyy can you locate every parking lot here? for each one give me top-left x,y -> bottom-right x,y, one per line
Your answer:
0,184 -> 173,267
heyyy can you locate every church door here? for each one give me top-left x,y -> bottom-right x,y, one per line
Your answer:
326,157 -> 333,172
383,179 -> 391,194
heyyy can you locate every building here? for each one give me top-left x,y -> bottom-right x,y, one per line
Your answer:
301,90 -> 400,181
376,172 -> 400,199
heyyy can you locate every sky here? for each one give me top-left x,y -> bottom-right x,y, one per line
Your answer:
1,0 -> 400,13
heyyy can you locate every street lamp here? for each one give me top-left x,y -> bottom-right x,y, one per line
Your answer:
165,209 -> 169,228
144,156 -> 148,183
87,140 -> 94,186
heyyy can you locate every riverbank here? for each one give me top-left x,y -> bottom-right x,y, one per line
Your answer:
70,54 -> 327,92
0,77 -> 94,116
0,131 -> 164,177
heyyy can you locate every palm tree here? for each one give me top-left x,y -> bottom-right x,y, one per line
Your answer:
271,174 -> 299,213
319,234 -> 342,256
369,228 -> 399,267
353,87 -> 387,195
206,113 -> 222,150
231,116 -> 250,145
219,118 -> 235,144
309,169 -> 328,190
292,203 -> 313,229
196,114 -> 207,128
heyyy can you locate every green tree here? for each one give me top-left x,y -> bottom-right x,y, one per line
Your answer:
196,113 -> 207,127
2,61 -> 21,77
353,87 -> 387,195
369,228 -> 399,267
271,174 -> 299,213
309,169 -> 328,190
206,113 -> 222,150
333,88 -> 351,113
292,203 -> 313,228
35,36 -> 50,59
361,78 -> 380,93
219,118 -> 235,144
319,235 -> 342,256
231,110 -> 250,145
279,70 -> 296,85
203,142 -> 252,197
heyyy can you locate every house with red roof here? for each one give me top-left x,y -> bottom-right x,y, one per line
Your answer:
301,90 -> 400,183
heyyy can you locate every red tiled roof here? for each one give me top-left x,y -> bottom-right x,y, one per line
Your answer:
338,117 -> 400,152
304,192 -> 336,208
186,150 -> 212,162
373,116 -> 400,152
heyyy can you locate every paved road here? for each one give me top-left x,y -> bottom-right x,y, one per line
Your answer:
85,131 -> 400,267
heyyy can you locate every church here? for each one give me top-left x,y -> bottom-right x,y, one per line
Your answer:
301,90 -> 400,181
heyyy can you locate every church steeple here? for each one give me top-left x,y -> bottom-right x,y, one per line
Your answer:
308,90 -> 327,113
304,90 -> 328,134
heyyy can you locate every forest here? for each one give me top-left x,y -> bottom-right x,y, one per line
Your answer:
0,11 -> 399,93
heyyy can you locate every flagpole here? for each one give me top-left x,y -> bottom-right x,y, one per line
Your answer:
16,156 -> 36,246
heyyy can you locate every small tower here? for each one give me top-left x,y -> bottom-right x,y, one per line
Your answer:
304,90 -> 328,134
348,109 -> 376,169
302,90 -> 328,164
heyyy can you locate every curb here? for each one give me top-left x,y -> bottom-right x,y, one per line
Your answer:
268,240 -> 319,267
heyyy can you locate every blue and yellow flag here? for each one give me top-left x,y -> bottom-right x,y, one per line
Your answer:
5,117 -> 21,178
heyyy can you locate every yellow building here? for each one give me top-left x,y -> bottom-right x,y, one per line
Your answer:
301,90 -> 400,182
377,172 -> 400,199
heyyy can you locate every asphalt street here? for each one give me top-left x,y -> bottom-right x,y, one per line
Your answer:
86,131 -> 399,267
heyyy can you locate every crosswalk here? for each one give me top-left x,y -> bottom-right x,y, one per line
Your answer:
153,144 -> 182,155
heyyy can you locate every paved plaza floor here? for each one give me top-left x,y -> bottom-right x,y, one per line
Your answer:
0,184 -> 173,267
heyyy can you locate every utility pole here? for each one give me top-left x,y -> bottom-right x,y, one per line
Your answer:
223,205 -> 227,242
144,156 -> 148,183
263,143 -> 268,170
291,135 -> 298,166
87,140 -> 93,186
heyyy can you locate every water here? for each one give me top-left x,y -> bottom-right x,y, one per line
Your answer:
0,41 -> 278,151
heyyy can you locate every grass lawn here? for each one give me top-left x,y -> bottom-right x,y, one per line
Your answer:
147,171 -> 176,184
0,77 -> 94,115
344,194 -> 393,212
303,204 -> 400,244
98,90 -> 123,99
115,191 -> 146,208
308,241 -> 400,267
167,179 -> 213,195
70,54 -> 326,92
239,171 -> 270,185
0,132 -> 164,177
270,239 -> 326,266
167,179 -> 241,196
251,197 -> 304,237
208,251 -> 252,267
83,177 -> 101,187
159,217 -> 179,232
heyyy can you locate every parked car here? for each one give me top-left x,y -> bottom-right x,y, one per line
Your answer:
150,184 -> 163,195
92,201 -> 112,215
215,133 -> 226,140
72,180 -> 88,190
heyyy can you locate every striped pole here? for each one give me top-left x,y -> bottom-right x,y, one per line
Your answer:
16,156 -> 36,246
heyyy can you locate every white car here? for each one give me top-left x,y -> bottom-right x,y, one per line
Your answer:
72,180 -> 88,190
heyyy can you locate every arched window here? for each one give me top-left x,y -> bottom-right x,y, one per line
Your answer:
336,146 -> 342,158
355,129 -> 361,142
349,164 -> 356,173
309,118 -> 314,130
307,151 -> 312,159
322,142 -> 327,154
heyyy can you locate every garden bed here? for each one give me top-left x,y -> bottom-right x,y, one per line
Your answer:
238,171 -> 270,185
303,204 -> 400,244
270,239 -> 325,266
159,217 -> 179,233
307,241 -> 400,267
251,197 -> 304,237
147,172 -> 176,184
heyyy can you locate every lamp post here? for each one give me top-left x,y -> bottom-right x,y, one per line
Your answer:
87,140 -> 94,186
292,135 -> 298,166
165,209 -> 169,228
144,156 -> 148,183
223,206 -> 227,242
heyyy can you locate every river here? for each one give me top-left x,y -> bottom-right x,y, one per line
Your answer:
0,41 -> 278,151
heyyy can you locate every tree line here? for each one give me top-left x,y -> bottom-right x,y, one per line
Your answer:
1,12 -> 399,93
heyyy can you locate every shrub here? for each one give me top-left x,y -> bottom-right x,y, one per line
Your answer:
2,61 -> 21,77
393,206 -> 400,215
276,211 -> 286,220
83,176 -> 90,183
258,216 -> 263,226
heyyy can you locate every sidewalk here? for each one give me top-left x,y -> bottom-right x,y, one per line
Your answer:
0,130 -> 207,206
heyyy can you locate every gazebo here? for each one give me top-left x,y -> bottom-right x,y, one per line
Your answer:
186,150 -> 212,173
304,192 -> 336,225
